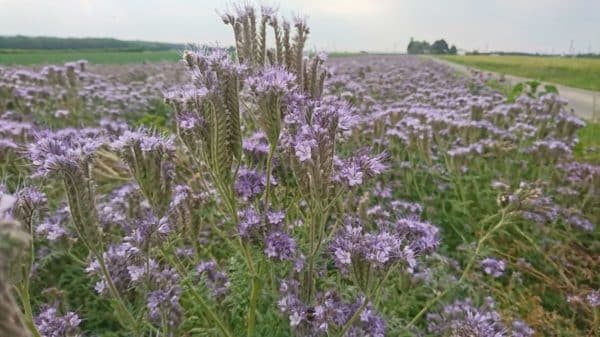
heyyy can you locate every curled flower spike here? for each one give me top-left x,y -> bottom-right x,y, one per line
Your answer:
112,129 -> 175,218
170,49 -> 244,192
247,66 -> 296,145
11,186 -> 47,230
28,129 -> 104,251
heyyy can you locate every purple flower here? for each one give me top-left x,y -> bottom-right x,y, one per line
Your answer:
27,128 -> 106,178
267,210 -> 286,225
481,257 -> 506,278
196,260 -> 230,298
35,306 -> 81,337
235,166 -> 276,200
330,217 -> 428,276
264,231 -> 297,261
243,131 -> 270,160
36,205 -> 69,242
238,206 -> 262,238
86,242 -> 141,295
427,298 -> 506,337
278,284 -> 385,337
147,268 -> 182,327
246,66 -> 296,95
511,319 -> 534,337
112,129 -> 175,217
565,214 -> 595,232
586,290 -> 600,308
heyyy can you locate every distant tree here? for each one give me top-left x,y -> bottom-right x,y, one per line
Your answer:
407,38 -> 459,55
407,38 -> 431,54
431,39 -> 450,54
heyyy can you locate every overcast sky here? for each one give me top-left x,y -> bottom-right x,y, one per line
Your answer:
1,0 -> 599,54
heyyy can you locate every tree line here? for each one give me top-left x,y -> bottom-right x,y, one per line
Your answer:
0,36 -> 185,50
407,38 -> 457,55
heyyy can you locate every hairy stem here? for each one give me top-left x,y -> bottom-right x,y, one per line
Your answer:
263,142 -> 276,211
17,283 -> 41,337
338,298 -> 369,337
97,255 -> 141,336
247,261 -> 263,337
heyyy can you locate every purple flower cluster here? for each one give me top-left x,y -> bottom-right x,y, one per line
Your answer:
278,280 -> 385,336
234,166 -> 275,200
264,231 -> 297,261
36,205 -> 70,242
35,306 -> 81,337
112,129 -> 175,217
146,267 -> 183,329
86,242 -> 141,294
427,298 -> 506,337
335,149 -> 389,187
246,66 -> 296,96
27,128 -> 106,178
196,260 -> 230,298
330,216 -> 436,276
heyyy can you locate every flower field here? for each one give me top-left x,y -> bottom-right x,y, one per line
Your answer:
0,5 -> 598,337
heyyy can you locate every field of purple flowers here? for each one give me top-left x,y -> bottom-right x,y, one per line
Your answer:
0,4 -> 598,337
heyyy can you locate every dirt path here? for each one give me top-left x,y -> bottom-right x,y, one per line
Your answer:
429,57 -> 600,121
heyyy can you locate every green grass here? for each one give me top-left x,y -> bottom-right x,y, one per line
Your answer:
0,49 -> 180,65
574,122 -> 600,163
439,55 -> 600,91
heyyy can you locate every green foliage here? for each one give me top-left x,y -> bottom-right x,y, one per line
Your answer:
574,122 -> 600,163
407,38 -> 431,55
408,38 -> 457,55
506,80 -> 560,102
130,100 -> 173,132
431,39 -> 450,55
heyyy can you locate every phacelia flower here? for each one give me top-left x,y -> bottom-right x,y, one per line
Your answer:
35,306 -> 81,337
480,257 -> 506,278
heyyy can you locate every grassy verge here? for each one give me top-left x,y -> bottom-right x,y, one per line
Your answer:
439,55 -> 600,91
574,122 -> 600,163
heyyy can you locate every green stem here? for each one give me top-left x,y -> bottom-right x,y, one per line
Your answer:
161,248 -> 235,337
263,142 -> 276,210
338,298 -> 369,337
187,281 -> 235,337
247,262 -> 263,337
97,255 -> 140,336
18,283 -> 42,337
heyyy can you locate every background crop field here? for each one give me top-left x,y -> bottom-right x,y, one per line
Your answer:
0,49 -> 181,65
439,55 -> 600,91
